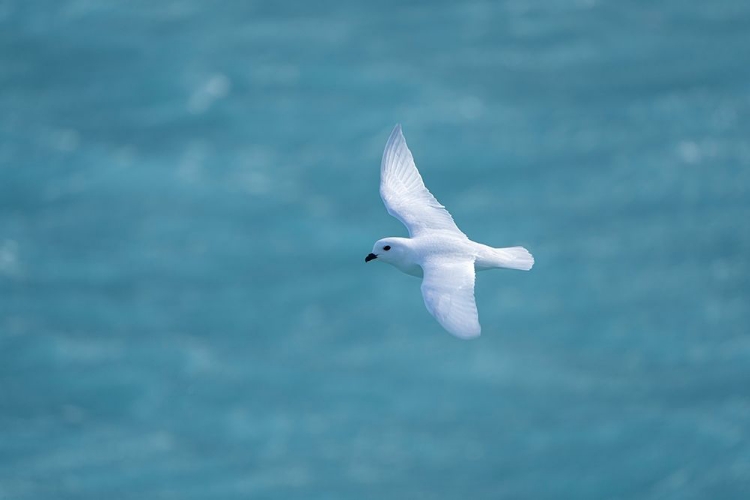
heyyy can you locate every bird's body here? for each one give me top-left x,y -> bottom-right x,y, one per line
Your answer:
366,125 -> 533,339
373,235 -> 532,278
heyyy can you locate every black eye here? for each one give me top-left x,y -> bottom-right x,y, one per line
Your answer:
383,245 -> 391,251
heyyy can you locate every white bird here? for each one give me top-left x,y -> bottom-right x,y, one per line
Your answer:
366,124 -> 534,339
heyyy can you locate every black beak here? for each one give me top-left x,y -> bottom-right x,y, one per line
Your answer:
365,253 -> 377,263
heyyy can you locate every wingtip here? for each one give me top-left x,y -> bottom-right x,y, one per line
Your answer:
389,123 -> 403,141
450,326 -> 481,340
445,320 -> 481,340
382,124 -> 406,169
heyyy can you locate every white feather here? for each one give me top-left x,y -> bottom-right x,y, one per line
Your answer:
420,257 -> 481,339
380,125 -> 467,239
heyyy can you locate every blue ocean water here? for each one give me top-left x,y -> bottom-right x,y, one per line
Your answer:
1,1 -> 749,498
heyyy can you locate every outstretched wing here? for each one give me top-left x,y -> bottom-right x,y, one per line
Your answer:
420,257 -> 480,339
380,125 -> 467,238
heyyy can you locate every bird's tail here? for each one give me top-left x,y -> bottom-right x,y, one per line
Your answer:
492,246 -> 534,271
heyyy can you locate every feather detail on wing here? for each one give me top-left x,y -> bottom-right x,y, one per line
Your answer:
420,257 -> 480,339
380,125 -> 467,238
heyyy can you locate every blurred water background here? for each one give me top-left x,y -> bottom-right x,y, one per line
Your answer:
1,1 -> 750,498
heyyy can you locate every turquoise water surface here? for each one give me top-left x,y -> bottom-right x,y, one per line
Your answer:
1,1 -> 750,498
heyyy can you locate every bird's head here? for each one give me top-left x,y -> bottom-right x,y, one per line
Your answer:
365,238 -> 408,266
